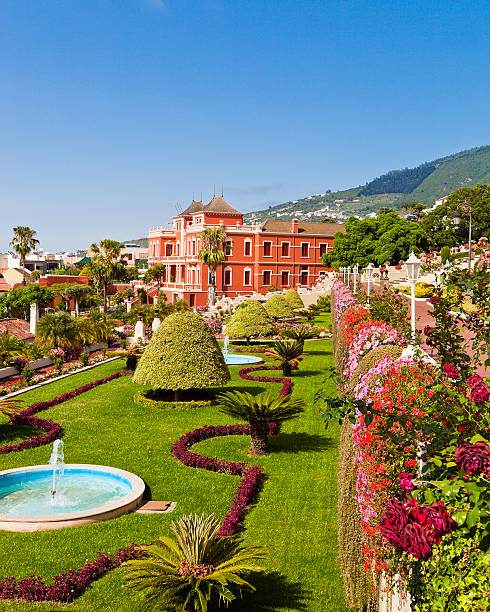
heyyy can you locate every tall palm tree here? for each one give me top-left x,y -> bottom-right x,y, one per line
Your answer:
10,226 -> 39,285
89,240 -> 128,312
265,339 -> 304,375
73,317 -> 97,346
123,513 -> 265,612
66,284 -> 92,316
197,227 -> 227,305
36,312 -> 76,348
217,390 -> 305,456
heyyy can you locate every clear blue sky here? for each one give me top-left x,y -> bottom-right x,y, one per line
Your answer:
1,0 -> 489,251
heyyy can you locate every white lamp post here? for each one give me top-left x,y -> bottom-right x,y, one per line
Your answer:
353,264 -> 358,294
347,266 -> 351,287
364,263 -> 374,307
404,252 -> 421,344
453,202 -> 472,271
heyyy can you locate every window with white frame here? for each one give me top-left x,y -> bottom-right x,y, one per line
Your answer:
319,243 -> 328,257
281,270 -> 290,286
301,242 -> 309,257
281,242 -> 290,257
263,241 -> 272,257
244,239 -> 252,256
243,268 -> 251,285
263,270 -> 272,285
224,267 -> 232,286
224,240 -> 233,256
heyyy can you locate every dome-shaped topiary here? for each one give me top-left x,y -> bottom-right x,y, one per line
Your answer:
283,289 -> 304,309
346,344 -> 404,396
133,310 -> 230,398
225,300 -> 275,344
264,295 -> 294,320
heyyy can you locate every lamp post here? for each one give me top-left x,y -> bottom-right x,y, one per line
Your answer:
347,266 -> 351,287
404,252 -> 421,345
364,263 -> 374,307
453,201 -> 472,271
353,264 -> 358,294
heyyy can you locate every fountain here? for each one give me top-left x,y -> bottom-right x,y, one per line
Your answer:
221,335 -> 263,366
0,441 -> 145,532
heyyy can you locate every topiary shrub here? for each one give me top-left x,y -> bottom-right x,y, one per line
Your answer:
225,301 -> 275,345
264,295 -> 294,320
345,344 -> 404,396
283,289 -> 304,309
441,246 -> 450,264
133,310 -> 230,401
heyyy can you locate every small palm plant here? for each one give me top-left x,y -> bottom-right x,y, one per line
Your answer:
217,391 -> 305,455
280,324 -> 321,348
0,398 -> 24,422
36,312 -> 76,348
265,339 -> 304,375
0,332 -> 26,367
122,513 -> 265,611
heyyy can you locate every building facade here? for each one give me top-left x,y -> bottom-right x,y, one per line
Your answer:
147,196 -> 344,306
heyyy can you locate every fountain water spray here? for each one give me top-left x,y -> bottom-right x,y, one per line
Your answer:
223,335 -> 229,358
48,439 -> 65,503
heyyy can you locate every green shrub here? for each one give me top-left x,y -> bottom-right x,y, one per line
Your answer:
133,310 -> 230,397
346,344 -> 404,396
133,390 -> 213,410
283,289 -> 304,309
450,251 -> 469,261
264,295 -> 294,319
316,295 -> 331,312
440,246 -> 450,264
80,352 -> 90,367
397,282 -> 435,298
225,301 -> 275,344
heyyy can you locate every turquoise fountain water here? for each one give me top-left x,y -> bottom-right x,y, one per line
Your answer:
221,335 -> 263,365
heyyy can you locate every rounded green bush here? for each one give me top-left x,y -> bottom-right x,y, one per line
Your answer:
225,300 -> 275,341
264,295 -> 294,319
283,289 -> 304,309
440,246 -> 450,264
132,310 -> 230,390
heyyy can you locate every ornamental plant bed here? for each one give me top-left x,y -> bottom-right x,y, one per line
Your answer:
133,388 -> 215,410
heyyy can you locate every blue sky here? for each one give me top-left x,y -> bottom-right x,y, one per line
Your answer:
1,0 -> 489,251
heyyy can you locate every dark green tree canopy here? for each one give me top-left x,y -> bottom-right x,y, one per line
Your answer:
420,183 -> 490,249
0,286 -> 55,320
133,310 -> 230,391
322,212 -> 429,267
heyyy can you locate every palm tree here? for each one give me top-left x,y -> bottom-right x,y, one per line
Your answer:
265,340 -> 304,375
217,390 -> 305,456
0,332 -> 26,367
86,310 -> 115,343
144,263 -> 165,300
197,227 -> 227,305
10,226 -> 39,286
123,513 -> 265,612
36,312 -> 76,348
73,317 -> 97,346
89,240 -> 128,312
66,284 -> 92,316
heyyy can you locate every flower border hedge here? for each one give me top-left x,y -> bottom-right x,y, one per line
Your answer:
238,363 -> 296,397
133,391 -> 213,411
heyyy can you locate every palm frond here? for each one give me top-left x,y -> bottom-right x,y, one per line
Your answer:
217,390 -> 305,423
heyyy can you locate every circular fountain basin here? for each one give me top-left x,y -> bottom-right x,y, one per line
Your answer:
0,464 -> 145,532
224,354 -> 263,365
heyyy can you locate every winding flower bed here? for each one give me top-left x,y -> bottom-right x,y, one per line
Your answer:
331,279 -> 490,611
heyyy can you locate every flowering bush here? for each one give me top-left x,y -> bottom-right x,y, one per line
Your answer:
329,280 -> 490,611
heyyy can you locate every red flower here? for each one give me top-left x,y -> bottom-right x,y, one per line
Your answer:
444,363 -> 458,379
398,472 -> 415,493
470,382 -> 489,404
456,441 -> 490,476
468,374 -> 483,388
423,325 -> 432,335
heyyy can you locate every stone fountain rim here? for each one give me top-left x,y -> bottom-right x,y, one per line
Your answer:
0,464 -> 145,528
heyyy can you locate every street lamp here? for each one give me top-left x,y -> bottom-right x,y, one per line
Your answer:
353,263 -> 358,294
364,262 -> 374,307
347,266 -> 351,287
404,252 -> 421,344
453,201 -> 472,270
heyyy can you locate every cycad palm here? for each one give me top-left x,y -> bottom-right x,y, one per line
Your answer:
123,513 -> 265,611
197,227 -> 227,305
217,390 -> 305,455
0,398 -> 24,422
265,340 -> 304,375
36,312 -> 75,348
0,332 -> 26,367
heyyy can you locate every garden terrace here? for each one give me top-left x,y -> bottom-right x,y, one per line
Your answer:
0,314 -> 348,611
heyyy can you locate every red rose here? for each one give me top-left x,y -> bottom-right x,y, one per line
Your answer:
444,363 -> 458,379
470,382 -> 489,404
423,325 -> 432,335
456,441 -> 490,476
468,374 -> 483,388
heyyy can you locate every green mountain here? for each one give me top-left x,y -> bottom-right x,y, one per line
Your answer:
244,145 -> 490,222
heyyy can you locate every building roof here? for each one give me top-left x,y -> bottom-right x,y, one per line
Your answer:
180,200 -> 204,216
261,220 -> 346,235
0,318 -> 35,341
203,196 -> 241,214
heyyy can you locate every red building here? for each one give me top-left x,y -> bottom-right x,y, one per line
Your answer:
147,196 -> 344,307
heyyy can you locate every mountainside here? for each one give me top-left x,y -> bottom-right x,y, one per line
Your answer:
244,145 -> 490,223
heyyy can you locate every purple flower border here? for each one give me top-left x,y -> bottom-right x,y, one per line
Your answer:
1,373 -> 121,455
238,362 -> 297,397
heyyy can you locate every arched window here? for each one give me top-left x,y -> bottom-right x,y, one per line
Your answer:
244,239 -> 252,257
224,266 -> 232,286
243,267 -> 252,286
224,240 -> 233,256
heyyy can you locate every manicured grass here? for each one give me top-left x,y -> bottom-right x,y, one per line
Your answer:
0,314 -> 346,611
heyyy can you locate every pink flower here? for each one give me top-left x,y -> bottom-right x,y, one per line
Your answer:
398,472 -> 416,493
456,441 -> 490,476
468,374 -> 483,388
444,363 -> 458,379
470,382 -> 489,404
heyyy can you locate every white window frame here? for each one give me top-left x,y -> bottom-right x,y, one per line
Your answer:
280,270 -> 290,286
263,241 -> 273,257
224,240 -> 233,256
281,241 -> 291,258
319,243 -> 328,258
243,267 -> 252,286
300,242 -> 309,258
244,239 -> 252,257
262,269 -> 272,285
224,266 -> 232,286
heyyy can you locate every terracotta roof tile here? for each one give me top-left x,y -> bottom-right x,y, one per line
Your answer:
0,318 -> 35,341
261,219 -> 345,235
179,200 -> 204,216
203,196 -> 241,214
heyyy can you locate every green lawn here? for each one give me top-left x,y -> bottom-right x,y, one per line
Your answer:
0,314 -> 346,611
